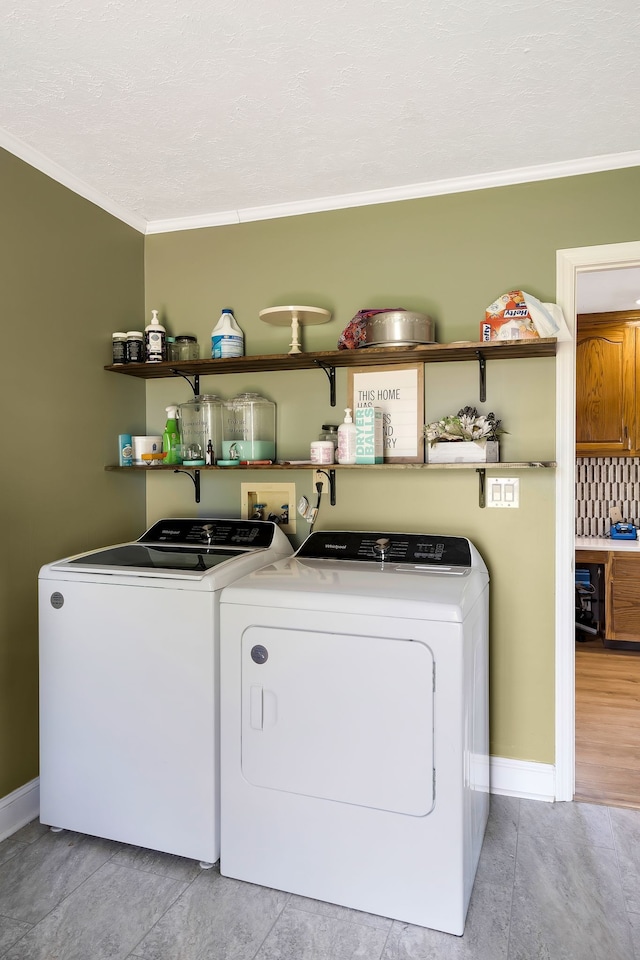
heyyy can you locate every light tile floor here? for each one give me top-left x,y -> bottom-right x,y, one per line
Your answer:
1,796 -> 640,959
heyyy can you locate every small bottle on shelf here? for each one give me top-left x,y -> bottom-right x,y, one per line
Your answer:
337,408 -> 357,464
144,310 -> 166,363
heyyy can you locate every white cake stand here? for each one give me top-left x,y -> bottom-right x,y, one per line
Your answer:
259,305 -> 332,355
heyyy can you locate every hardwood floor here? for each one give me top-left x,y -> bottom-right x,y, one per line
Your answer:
575,639 -> 640,808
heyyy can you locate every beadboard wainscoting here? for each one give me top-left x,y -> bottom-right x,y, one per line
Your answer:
576,458 -> 640,537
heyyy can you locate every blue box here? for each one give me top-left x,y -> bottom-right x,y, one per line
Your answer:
355,407 -> 384,464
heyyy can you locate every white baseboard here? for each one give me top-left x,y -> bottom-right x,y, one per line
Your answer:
0,778 -> 40,841
0,760 -> 556,843
491,756 -> 556,802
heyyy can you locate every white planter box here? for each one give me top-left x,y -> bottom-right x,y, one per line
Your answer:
426,440 -> 499,463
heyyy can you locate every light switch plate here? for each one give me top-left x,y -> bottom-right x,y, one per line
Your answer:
487,477 -> 519,508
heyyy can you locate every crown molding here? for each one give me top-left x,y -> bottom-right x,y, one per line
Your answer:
145,150 -> 640,235
2,125 -> 638,238
0,129 -> 147,233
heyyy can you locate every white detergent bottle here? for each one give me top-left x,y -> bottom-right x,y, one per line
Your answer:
211,309 -> 244,358
337,408 -> 357,464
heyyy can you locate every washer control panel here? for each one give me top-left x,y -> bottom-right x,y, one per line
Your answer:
139,518 -> 276,548
296,531 -> 472,567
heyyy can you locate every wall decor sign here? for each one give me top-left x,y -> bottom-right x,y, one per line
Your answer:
347,363 -> 424,463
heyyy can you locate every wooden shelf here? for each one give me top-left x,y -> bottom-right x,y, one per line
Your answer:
106,459 -> 555,508
105,339 -> 557,504
106,461 -> 555,472
104,338 -> 557,379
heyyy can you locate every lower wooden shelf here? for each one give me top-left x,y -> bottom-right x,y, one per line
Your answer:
106,460 -> 555,507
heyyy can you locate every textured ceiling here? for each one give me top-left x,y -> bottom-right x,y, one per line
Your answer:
1,0 -> 639,231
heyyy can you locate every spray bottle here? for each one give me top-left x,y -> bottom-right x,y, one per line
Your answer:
163,406 -> 182,464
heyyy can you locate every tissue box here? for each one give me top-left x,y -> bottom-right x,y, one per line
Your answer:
481,291 -> 540,341
356,407 -> 384,464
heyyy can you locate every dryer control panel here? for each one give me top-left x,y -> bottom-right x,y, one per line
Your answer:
296,531 -> 472,567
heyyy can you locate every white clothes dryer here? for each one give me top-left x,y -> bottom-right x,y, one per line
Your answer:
39,518 -> 292,865
219,530 -> 489,935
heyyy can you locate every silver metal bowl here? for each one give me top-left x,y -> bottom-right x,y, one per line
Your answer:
363,311 -> 435,347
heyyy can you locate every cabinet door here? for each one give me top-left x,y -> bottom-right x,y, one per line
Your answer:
607,555 -> 640,643
576,321 -> 636,456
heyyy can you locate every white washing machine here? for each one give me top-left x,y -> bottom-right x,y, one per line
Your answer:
219,530 -> 489,935
39,517 -> 292,864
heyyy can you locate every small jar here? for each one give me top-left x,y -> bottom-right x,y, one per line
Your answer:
126,330 -> 144,363
310,441 -> 335,464
319,424 -> 339,450
174,335 -> 200,361
112,332 -> 127,364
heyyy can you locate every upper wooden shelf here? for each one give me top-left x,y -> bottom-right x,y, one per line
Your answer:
104,338 -> 557,379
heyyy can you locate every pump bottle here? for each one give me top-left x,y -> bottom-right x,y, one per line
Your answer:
337,408 -> 357,464
163,406 -> 182,464
145,309 -> 166,363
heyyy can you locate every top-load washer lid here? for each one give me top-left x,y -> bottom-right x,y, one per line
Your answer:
40,518 -> 293,582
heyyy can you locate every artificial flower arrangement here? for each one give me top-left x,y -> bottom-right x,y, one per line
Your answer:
423,406 -> 505,462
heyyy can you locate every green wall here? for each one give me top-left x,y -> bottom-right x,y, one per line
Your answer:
144,167 -> 640,765
0,149 -> 146,798
2,155 -> 639,803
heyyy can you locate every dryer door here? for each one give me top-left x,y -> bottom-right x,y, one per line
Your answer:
240,625 -> 434,816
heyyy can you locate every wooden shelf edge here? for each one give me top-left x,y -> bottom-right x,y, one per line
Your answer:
105,460 -> 556,473
104,338 -> 558,379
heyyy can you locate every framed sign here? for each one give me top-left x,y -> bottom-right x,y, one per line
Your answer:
347,363 -> 424,463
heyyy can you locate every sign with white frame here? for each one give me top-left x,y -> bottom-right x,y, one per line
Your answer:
347,363 -> 424,463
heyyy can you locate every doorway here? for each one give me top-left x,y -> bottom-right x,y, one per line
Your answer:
555,241 -> 640,802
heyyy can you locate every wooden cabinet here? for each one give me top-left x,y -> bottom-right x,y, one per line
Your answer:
607,554 -> 640,644
576,548 -> 640,646
576,311 -> 640,457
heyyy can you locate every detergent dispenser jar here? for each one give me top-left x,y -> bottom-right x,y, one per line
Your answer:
222,392 -> 276,461
178,395 -> 224,463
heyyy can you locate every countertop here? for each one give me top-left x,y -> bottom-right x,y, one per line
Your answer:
576,536 -> 640,552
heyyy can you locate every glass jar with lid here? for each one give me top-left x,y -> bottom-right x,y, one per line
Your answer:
222,392 -> 276,461
169,335 -> 200,362
178,395 -> 224,464
319,424 -> 339,450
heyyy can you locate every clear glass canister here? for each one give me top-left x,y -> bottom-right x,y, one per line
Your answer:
222,392 -> 276,461
169,335 -> 200,362
319,424 -> 339,449
178,395 -> 224,463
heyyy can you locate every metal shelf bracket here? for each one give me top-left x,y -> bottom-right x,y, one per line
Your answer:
476,468 -> 486,508
475,351 -> 487,403
169,369 -> 200,396
173,468 -> 201,503
316,468 -> 337,505
313,361 -> 337,406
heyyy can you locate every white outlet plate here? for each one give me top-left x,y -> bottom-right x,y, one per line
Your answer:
487,477 -> 520,509
314,470 -> 329,494
241,482 -> 296,533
